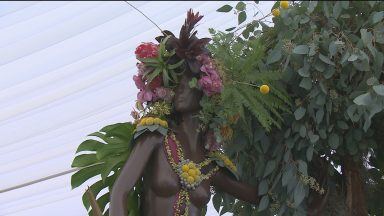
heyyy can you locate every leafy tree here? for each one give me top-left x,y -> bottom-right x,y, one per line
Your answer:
213,1 -> 384,215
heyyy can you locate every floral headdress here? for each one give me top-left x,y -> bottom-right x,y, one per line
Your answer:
130,10 -> 268,151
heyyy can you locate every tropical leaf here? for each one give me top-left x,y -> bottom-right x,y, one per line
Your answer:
71,122 -> 141,216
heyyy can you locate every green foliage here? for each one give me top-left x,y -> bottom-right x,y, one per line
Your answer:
139,36 -> 184,87
71,122 -> 141,216
213,1 -> 384,215
205,29 -> 291,132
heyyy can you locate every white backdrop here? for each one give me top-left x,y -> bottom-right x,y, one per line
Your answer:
0,1 -> 274,215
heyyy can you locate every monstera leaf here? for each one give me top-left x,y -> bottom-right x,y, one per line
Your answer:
71,122 -> 141,216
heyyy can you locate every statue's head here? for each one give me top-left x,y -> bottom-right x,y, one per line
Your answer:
173,69 -> 203,113
131,9 -> 224,151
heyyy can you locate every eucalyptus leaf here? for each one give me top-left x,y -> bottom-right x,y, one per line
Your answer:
294,182 -> 306,207
353,93 -> 372,106
328,133 -> 340,149
267,48 -> 282,64
373,84 -> 384,96
299,77 -> 312,90
319,54 -> 335,65
293,45 -> 309,55
263,160 -> 276,177
258,195 -> 270,212
258,179 -> 269,195
294,107 -> 306,120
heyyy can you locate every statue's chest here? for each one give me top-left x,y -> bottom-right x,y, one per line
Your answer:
147,143 -> 213,208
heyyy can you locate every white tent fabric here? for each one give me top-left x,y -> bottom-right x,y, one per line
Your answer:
0,1 -> 274,215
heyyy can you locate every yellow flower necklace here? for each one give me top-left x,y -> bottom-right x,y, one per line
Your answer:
164,131 -> 219,216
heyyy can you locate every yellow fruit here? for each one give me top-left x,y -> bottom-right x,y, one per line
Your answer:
160,120 -> 168,128
260,85 -> 270,94
188,163 -> 195,169
196,169 -> 201,176
187,176 -> 194,183
140,118 -> 147,125
181,172 -> 189,179
272,8 -> 280,17
182,164 -> 189,172
188,169 -> 196,176
146,117 -> 154,125
280,1 -> 289,9
194,176 -> 201,182
153,118 -> 160,125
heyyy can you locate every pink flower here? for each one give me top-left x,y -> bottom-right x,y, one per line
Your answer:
137,89 -> 153,102
154,87 -> 167,99
133,75 -> 145,90
196,54 -> 223,96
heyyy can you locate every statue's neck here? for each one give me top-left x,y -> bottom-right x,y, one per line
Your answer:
175,111 -> 204,157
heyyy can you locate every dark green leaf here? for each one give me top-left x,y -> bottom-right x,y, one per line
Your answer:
307,1 -> 318,14
348,54 -> 358,62
294,182 -> 306,206
217,5 -> 233,12
337,120 -> 349,130
236,2 -> 246,11
372,11 -> 384,24
353,93 -> 372,105
299,125 -> 306,138
373,84 -> 384,96
225,27 -> 236,32
71,154 -> 98,168
298,62 -> 310,77
282,166 -> 294,186
306,145 -> 314,161
294,107 -> 306,120
258,195 -> 270,212
258,179 -> 269,195
293,45 -> 309,55
238,11 -> 247,25
332,1 -> 342,19
76,140 -> 105,153
315,109 -> 324,124
299,77 -> 312,90
267,48 -> 282,64
71,164 -> 104,189
319,54 -> 335,66
263,160 -> 276,178
328,133 -> 340,149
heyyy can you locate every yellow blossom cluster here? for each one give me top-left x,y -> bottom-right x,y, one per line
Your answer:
272,1 -> 290,17
299,174 -> 325,195
214,153 -> 237,172
137,117 -> 168,128
181,162 -> 201,184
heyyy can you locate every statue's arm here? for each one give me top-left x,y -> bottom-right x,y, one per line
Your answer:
212,168 -> 259,204
109,133 -> 163,216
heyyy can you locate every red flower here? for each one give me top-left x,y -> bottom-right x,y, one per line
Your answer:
135,42 -> 159,59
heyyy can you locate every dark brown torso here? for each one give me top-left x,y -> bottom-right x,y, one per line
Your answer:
142,134 -> 212,216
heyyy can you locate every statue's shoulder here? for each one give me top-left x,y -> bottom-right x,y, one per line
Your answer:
209,151 -> 239,180
133,117 -> 168,144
